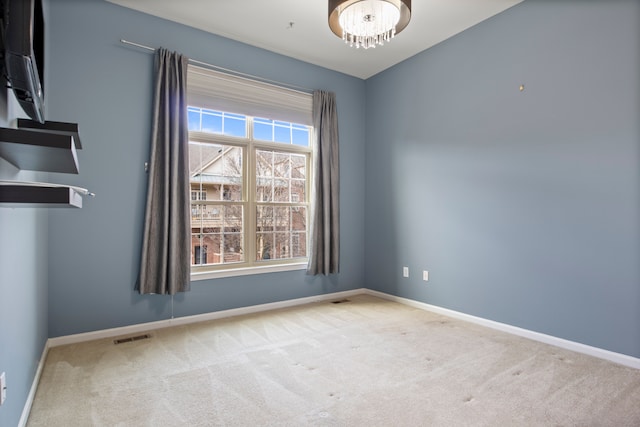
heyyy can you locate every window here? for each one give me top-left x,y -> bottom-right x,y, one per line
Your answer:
191,190 -> 207,201
188,107 -> 312,276
186,65 -> 313,278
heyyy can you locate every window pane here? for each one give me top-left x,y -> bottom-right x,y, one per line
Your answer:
292,126 -> 309,147
224,115 -> 246,137
202,110 -> 222,133
193,244 -> 207,265
292,232 -> 306,258
188,107 -> 201,131
255,206 -> 305,261
222,149 -> 242,177
256,150 -> 273,177
223,205 -> 243,229
274,179 -> 289,202
275,232 -> 290,259
291,179 -> 305,202
256,206 -> 274,231
291,155 -> 305,179
224,205 -> 243,264
207,234 -> 222,263
204,205 -> 222,222
254,118 -> 273,141
188,116 -> 250,264
191,204 -> 221,266
274,122 -> 291,144
254,118 -> 310,146
192,233 -> 219,265
194,204 -> 222,223
273,153 -> 290,178
256,233 -> 274,260
257,178 -> 273,202
191,203 -> 204,224
191,203 -> 244,266
192,237 -> 205,264
257,205 -> 275,261
188,108 -> 248,138
291,207 -> 306,232
190,143 -> 243,202
223,233 -> 243,263
256,151 -> 307,203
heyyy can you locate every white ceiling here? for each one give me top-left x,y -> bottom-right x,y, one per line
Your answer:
106,0 -> 523,79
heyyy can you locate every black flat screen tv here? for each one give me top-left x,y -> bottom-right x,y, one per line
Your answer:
2,0 -> 45,123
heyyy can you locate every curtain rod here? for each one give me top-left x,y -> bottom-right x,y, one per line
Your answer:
119,39 -> 313,95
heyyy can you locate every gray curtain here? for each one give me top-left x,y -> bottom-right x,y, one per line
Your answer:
138,48 -> 191,295
307,90 -> 340,275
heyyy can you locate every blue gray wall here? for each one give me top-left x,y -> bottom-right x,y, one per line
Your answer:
0,117 -> 49,427
45,0 -> 366,337
365,0 -> 640,358
0,1 -> 50,424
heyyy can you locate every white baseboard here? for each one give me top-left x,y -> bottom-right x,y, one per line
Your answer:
48,289 -> 366,347
364,289 -> 640,370
46,287 -> 640,371
19,340 -> 50,427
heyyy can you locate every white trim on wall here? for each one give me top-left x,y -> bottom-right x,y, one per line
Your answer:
18,341 -> 50,427
47,289 -> 365,347
365,289 -> 640,370
46,288 -> 640,369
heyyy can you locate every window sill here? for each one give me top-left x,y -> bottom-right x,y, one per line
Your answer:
191,261 -> 308,281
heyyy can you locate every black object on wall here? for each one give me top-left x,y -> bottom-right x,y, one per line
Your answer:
1,0 -> 45,123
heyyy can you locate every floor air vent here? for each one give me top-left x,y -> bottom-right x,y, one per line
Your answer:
331,299 -> 350,304
113,334 -> 151,345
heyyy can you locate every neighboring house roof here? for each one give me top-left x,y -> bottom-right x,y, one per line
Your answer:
192,174 -> 241,185
189,145 -> 241,184
189,143 -> 223,177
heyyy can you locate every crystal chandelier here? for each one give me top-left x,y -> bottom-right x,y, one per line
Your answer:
328,0 -> 412,49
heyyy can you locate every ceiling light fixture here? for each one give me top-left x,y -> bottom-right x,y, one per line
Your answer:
328,0 -> 411,49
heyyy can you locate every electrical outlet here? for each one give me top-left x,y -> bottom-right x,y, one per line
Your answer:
0,372 -> 6,406
423,270 -> 429,281
402,266 -> 409,278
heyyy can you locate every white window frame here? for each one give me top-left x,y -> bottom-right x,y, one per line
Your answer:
187,66 -> 313,280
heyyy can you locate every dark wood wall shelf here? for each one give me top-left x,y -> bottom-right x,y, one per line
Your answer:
0,127 -> 79,173
17,119 -> 82,149
0,120 -> 89,207
0,184 -> 83,208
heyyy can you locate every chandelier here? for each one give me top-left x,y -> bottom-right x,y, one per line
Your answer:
328,0 -> 412,49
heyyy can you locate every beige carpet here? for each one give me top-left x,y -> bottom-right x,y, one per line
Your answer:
27,294 -> 640,426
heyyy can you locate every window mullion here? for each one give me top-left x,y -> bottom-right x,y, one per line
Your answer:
305,150 -> 312,258
246,118 -> 257,266
271,153 -> 275,203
